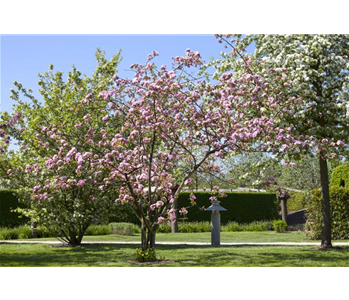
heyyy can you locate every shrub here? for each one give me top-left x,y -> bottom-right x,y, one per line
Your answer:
0,190 -> 28,227
240,221 -> 270,232
287,191 -> 307,212
36,225 -> 56,238
156,221 -> 272,233
18,226 -> 32,239
178,191 -> 278,224
179,221 -> 211,233
135,248 -> 156,262
109,222 -> 136,235
158,223 -> 172,233
131,223 -> 141,234
85,224 -> 111,236
273,220 -> 287,233
330,165 -> 349,188
306,186 -> 349,240
222,221 -> 271,232
222,221 -> 241,232
0,227 -> 19,240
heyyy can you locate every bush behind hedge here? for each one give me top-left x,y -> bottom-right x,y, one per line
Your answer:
330,165 -> 349,188
305,186 -> 349,240
287,191 -> 307,212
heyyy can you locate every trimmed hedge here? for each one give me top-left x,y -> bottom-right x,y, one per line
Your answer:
178,192 -> 278,224
0,190 -> 28,227
305,186 -> 349,240
0,189 -> 278,226
330,165 -> 349,188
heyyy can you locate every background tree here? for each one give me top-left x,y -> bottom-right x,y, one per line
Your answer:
222,152 -> 282,188
212,34 -> 349,248
1,49 -> 122,245
278,155 -> 321,191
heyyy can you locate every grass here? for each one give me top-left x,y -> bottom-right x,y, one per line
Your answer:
1,243 -> 349,267
26,231 -> 316,243
2,231 -> 349,266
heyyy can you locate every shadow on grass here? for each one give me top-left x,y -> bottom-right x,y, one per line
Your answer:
1,243 -> 349,267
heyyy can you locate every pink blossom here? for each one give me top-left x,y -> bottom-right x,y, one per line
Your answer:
25,165 -> 32,173
77,179 -> 87,187
102,115 -> 110,122
33,184 -> 41,193
83,114 -> 92,122
179,207 -> 188,215
155,200 -> 164,208
157,217 -> 165,223
184,178 -> 193,185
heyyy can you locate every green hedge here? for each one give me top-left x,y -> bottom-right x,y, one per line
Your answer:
0,189 -> 278,226
330,165 -> 349,188
305,186 -> 349,240
0,190 -> 28,227
178,192 -> 278,224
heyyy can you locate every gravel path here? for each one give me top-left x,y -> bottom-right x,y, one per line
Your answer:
2,240 -> 349,246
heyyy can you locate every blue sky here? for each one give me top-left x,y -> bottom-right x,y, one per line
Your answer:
1,34 -> 233,114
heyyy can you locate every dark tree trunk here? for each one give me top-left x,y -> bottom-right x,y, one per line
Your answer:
31,220 -> 37,238
148,229 -> 156,250
141,223 -> 147,251
280,199 -> 288,224
195,173 -> 198,191
319,155 -> 333,249
141,223 -> 156,252
67,229 -> 83,247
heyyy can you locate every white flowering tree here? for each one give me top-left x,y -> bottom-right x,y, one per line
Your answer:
211,34 -> 349,248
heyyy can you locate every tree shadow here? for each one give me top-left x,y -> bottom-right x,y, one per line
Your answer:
1,243 -> 349,267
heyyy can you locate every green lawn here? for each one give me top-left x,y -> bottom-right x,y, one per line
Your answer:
1,231 -> 349,266
31,231 -> 313,243
1,242 -> 349,267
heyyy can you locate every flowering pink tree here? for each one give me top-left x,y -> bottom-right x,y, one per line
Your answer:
40,49 -> 302,254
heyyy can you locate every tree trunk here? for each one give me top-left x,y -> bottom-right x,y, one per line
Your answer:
147,229 -> 156,250
195,172 -> 198,191
280,199 -> 288,224
171,199 -> 179,233
141,223 -> 156,251
31,220 -> 37,238
68,229 -> 82,247
141,223 -> 147,251
319,155 -> 333,248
